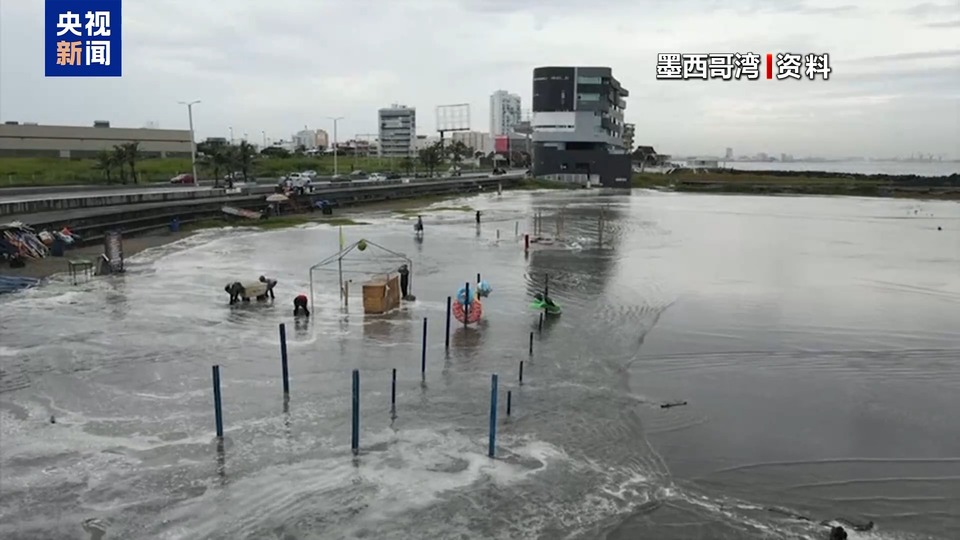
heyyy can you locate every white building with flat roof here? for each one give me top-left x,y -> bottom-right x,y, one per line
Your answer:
378,104 -> 416,158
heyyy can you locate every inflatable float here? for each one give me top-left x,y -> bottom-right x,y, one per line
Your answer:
531,293 -> 561,315
453,297 -> 483,324
453,280 -> 492,324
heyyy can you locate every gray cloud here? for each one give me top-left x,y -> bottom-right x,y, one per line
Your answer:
900,2 -> 960,17
853,49 -> 960,62
0,0 -> 957,159
925,20 -> 960,27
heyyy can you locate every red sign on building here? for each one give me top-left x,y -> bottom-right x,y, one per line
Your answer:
494,136 -> 509,154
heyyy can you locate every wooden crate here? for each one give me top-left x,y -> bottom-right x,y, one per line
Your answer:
362,273 -> 401,314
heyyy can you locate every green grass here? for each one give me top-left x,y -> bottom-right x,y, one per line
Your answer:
0,155 -> 476,187
630,171 -> 960,199
631,172 -> 888,192
186,216 -> 367,232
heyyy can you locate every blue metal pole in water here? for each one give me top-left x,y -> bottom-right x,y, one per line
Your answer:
519,360 -> 524,385
529,331 -> 534,356
544,274 -> 549,299
464,282 -> 470,328
421,317 -> 428,381
279,323 -> 290,396
445,296 -> 452,350
538,312 -> 543,333
212,365 -> 223,438
351,369 -> 360,456
507,390 -> 512,416
488,374 -> 499,458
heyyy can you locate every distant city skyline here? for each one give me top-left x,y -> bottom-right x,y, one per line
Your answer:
1,0 -> 957,159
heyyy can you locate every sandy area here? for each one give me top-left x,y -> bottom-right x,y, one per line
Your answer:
1,193 -> 474,282
2,230 -> 195,281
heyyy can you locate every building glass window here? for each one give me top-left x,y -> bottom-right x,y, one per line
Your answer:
578,93 -> 600,101
577,76 -> 602,84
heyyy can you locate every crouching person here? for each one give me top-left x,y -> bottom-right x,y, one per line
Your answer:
293,294 -> 310,317
224,282 -> 245,304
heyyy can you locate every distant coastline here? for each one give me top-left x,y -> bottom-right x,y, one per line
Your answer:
632,169 -> 960,200
692,160 -> 959,178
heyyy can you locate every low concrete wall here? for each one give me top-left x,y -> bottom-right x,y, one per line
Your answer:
1,188 -> 227,215
18,175 -> 524,235
0,174 -> 513,216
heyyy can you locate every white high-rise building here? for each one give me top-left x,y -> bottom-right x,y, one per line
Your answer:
490,90 -> 521,136
378,104 -> 417,158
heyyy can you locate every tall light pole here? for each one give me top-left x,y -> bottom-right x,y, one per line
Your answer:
228,126 -> 234,145
178,100 -> 200,184
261,130 -> 266,148
327,116 -> 344,176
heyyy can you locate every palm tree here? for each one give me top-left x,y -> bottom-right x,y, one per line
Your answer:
112,145 -> 128,184
119,142 -> 141,183
418,142 -> 442,177
447,141 -> 469,168
94,149 -> 117,183
200,140 -> 231,187
235,141 -> 257,182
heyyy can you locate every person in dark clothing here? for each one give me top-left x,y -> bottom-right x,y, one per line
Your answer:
475,210 -> 481,224
398,264 -> 410,298
259,275 -> 278,299
293,294 -> 310,316
414,216 -> 424,234
225,282 -> 244,304
829,526 -> 847,540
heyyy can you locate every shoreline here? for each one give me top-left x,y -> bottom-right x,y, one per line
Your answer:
0,189 -> 506,283
632,171 -> 960,200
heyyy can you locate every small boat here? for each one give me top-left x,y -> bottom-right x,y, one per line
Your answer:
530,297 -> 561,315
0,275 -> 41,294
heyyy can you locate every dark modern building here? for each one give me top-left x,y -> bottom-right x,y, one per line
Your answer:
530,66 -> 631,188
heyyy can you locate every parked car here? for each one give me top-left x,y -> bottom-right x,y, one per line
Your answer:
279,172 -> 313,189
368,173 -> 387,182
170,173 -> 195,184
386,172 -> 401,180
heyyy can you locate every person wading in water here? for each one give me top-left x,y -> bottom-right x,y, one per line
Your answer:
293,294 -> 310,317
259,275 -> 278,299
398,264 -> 410,299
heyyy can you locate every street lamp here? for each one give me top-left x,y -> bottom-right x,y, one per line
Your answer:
326,116 -> 344,176
178,100 -> 201,185
261,130 -> 266,148
228,126 -> 234,144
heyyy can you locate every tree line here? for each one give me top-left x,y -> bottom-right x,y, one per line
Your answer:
92,140 -> 258,186
92,138 -> 531,184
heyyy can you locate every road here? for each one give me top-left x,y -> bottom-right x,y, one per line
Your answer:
4,173 -> 526,228
0,170 -> 520,199
0,171 -> 523,204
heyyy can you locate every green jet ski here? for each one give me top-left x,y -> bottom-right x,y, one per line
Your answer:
531,292 -> 562,315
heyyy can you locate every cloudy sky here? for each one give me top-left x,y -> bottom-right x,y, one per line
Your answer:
0,0 -> 958,158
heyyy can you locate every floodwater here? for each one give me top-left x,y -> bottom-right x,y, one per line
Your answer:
1,190 -> 958,540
